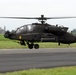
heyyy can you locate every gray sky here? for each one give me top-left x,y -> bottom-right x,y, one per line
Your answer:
0,0 -> 76,31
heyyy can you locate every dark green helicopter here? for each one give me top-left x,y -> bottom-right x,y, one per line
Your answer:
0,15 -> 76,49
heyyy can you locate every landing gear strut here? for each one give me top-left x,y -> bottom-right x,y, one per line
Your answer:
58,42 -> 60,46
20,40 -> 26,45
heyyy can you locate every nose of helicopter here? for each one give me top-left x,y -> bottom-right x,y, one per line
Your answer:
4,30 -> 10,38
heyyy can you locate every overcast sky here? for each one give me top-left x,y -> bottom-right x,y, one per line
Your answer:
0,0 -> 76,31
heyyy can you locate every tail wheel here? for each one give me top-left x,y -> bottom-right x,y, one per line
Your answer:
28,44 -> 33,49
34,44 -> 39,49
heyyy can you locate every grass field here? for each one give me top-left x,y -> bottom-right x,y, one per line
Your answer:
0,40 -> 76,49
0,34 -> 76,49
0,66 -> 76,75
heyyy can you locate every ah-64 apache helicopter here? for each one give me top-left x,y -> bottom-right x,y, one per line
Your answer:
0,15 -> 76,49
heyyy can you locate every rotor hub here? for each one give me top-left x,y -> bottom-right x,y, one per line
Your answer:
38,15 -> 47,24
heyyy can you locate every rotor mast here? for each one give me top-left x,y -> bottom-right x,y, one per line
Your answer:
39,15 -> 46,24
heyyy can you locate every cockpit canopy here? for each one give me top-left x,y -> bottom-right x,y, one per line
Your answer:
16,24 -> 35,34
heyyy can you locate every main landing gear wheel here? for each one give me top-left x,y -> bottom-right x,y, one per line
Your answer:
34,44 -> 39,49
28,44 -> 33,49
27,42 -> 39,49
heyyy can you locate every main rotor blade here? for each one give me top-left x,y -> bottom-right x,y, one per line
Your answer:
0,16 -> 76,20
46,16 -> 76,19
0,17 -> 48,20
0,17 -> 38,19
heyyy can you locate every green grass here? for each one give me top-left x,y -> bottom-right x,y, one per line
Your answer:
39,42 -> 76,48
0,34 -> 10,41
0,66 -> 76,75
0,41 -> 76,49
0,41 -> 27,49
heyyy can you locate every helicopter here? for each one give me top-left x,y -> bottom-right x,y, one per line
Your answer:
0,15 -> 76,49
